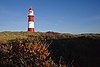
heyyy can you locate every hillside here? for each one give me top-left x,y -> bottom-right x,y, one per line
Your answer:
0,32 -> 100,67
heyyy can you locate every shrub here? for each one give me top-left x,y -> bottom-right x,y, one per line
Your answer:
0,38 -> 57,67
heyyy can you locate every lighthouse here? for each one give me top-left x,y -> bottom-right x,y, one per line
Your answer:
28,7 -> 34,32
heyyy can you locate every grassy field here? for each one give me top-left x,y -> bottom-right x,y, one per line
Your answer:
0,31 -> 99,41
0,31 -> 100,67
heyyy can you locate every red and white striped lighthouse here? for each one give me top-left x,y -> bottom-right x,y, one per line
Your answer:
28,7 -> 34,32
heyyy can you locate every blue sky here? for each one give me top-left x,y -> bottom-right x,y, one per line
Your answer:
0,0 -> 100,33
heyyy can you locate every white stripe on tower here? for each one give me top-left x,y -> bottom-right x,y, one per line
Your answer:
28,7 -> 34,32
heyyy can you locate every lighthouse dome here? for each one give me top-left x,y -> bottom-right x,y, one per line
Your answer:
29,7 -> 32,10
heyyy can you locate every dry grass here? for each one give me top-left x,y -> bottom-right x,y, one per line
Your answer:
0,38 -> 57,67
0,31 -> 100,67
0,31 -> 99,42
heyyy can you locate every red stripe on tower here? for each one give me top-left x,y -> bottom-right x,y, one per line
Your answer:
28,7 -> 34,32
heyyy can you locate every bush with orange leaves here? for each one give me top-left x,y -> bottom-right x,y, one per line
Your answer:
0,38 -> 57,67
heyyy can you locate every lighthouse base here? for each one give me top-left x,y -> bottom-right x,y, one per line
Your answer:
28,28 -> 34,32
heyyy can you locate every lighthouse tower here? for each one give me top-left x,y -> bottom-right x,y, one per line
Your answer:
28,7 -> 34,32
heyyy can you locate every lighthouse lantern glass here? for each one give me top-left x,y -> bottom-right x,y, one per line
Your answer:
28,10 -> 34,16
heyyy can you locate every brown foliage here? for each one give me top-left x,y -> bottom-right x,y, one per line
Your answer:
0,38 -> 57,67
